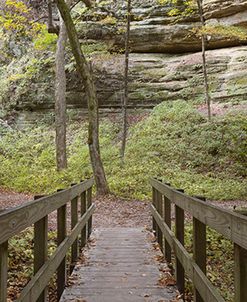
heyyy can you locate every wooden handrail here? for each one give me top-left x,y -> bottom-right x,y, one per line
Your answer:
0,178 -> 95,302
150,178 -> 247,302
0,178 -> 94,245
151,178 -> 247,249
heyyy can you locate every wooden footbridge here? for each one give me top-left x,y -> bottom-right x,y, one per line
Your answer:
0,178 -> 247,302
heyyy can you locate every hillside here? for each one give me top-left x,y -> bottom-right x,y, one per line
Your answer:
0,101 -> 246,200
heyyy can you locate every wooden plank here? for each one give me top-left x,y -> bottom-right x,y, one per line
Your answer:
157,190 -> 163,252
150,179 -> 247,249
80,191 -> 87,248
152,187 -> 158,237
34,215 -> 48,302
0,178 -> 94,244
152,187 -> 157,235
60,228 -> 178,302
151,205 -> 225,302
71,193 -> 79,273
175,192 -> 185,296
17,204 -> 95,302
193,197 -> 206,302
234,244 -> 247,302
57,204 -> 67,300
0,241 -> 8,302
164,196 -> 171,263
87,187 -> 92,239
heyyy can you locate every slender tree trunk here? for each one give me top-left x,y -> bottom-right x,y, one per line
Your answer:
120,0 -> 131,162
55,15 -> 68,171
56,0 -> 109,195
197,0 -> 211,121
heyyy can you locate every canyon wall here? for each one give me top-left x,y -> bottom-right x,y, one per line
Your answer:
5,0 -> 247,116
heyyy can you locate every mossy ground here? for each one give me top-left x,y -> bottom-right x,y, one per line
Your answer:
0,100 -> 246,201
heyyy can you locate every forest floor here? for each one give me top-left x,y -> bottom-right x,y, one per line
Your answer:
196,101 -> 247,116
0,188 -> 246,225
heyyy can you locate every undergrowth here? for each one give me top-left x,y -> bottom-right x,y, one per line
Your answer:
184,224 -> 234,301
0,101 -> 246,200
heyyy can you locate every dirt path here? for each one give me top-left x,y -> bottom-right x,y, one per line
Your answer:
0,188 -> 245,227
0,188 -> 32,211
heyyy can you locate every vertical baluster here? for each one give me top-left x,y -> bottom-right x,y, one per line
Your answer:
234,209 -> 247,302
164,184 -> 171,263
80,189 -> 87,248
175,189 -> 185,297
34,195 -> 48,302
157,184 -> 163,252
152,187 -> 158,236
192,196 -> 207,302
71,184 -> 78,273
87,187 -> 92,239
0,241 -> 8,302
234,244 -> 247,302
57,189 -> 67,300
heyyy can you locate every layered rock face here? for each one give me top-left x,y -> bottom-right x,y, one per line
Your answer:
9,0 -> 247,115
77,0 -> 247,53
64,47 -> 247,110
64,0 -> 247,109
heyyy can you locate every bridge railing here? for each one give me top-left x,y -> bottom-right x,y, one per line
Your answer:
0,178 -> 95,302
150,178 -> 247,302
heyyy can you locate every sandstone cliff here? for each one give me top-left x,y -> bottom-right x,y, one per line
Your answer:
3,0 -> 247,117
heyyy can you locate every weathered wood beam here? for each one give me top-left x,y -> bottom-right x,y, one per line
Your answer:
0,178 -> 94,245
17,204 -> 95,302
151,205 -> 225,302
150,178 -> 247,250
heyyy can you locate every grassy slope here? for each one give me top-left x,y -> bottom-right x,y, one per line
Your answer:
0,101 -> 246,200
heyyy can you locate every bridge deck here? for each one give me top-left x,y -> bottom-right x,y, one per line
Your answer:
60,228 -> 178,302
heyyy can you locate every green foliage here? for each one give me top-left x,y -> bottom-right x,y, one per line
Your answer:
8,228 -> 56,300
0,0 -> 44,61
158,0 -> 197,17
0,0 -> 42,38
0,101 -> 246,201
100,15 -> 118,25
111,101 -> 246,200
33,25 -> 58,51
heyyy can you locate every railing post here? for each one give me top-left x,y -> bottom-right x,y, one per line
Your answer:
80,185 -> 87,248
164,183 -> 171,263
193,196 -> 206,302
234,209 -> 247,302
152,187 -> 158,236
71,184 -> 79,273
34,195 -> 48,302
0,241 -> 8,302
57,189 -> 67,300
87,186 -> 92,239
175,188 -> 185,297
157,180 -> 163,252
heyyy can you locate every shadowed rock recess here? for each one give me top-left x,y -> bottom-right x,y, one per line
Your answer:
7,0 -> 247,117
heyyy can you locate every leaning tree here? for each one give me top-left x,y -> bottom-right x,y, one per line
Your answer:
56,0 -> 109,195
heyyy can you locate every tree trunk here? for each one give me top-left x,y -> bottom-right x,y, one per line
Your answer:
56,0 -> 109,195
55,15 -> 68,171
197,0 -> 211,121
120,0 -> 131,162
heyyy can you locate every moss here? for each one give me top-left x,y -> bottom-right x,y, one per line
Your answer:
142,68 -> 167,79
